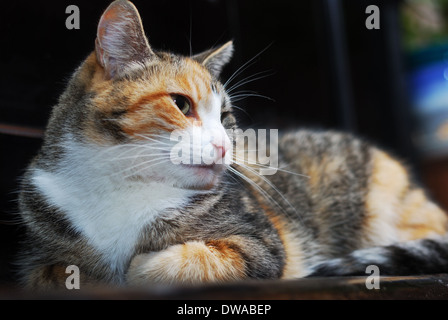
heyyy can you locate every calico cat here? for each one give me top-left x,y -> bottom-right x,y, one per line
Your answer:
17,0 -> 448,290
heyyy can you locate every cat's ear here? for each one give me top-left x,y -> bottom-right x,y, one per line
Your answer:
95,0 -> 155,79
193,41 -> 234,78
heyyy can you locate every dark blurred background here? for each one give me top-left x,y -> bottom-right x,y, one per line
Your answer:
1,0 -> 448,285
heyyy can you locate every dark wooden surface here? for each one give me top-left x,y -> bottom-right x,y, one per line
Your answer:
1,274 -> 448,300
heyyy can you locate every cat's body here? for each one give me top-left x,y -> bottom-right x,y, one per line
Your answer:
17,0 -> 448,289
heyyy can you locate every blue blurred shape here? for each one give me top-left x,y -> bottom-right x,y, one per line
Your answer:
409,44 -> 448,158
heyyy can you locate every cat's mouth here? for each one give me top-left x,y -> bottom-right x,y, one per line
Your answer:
180,163 -> 227,175
177,163 -> 226,190
181,163 -> 218,170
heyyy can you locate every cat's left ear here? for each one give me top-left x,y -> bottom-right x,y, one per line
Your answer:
95,0 -> 155,79
192,41 -> 234,78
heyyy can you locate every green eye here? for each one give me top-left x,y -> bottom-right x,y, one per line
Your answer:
171,94 -> 191,115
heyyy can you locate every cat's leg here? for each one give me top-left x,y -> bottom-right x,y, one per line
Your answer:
22,264 -> 69,290
126,235 -> 282,285
21,264 -> 96,290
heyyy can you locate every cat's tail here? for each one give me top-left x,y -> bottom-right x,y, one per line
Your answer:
308,235 -> 448,277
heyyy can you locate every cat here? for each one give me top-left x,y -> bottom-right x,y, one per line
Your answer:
17,0 -> 448,290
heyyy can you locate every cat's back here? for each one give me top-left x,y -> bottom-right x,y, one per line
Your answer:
277,130 -> 373,203
278,129 -> 371,178
268,129 -> 446,255
248,130 -> 415,256
267,130 -> 371,254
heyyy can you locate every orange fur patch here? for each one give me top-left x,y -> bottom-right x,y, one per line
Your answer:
263,207 -> 306,279
363,149 -> 448,246
122,93 -> 189,135
82,53 -> 213,142
303,153 -> 346,192
245,180 -> 306,279
397,188 -> 448,240
126,239 -> 246,285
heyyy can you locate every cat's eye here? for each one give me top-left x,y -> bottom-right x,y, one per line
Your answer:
171,94 -> 191,115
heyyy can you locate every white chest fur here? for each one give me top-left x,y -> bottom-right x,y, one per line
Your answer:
31,142 -> 194,277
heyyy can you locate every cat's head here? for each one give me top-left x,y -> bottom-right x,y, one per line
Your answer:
68,0 -> 237,190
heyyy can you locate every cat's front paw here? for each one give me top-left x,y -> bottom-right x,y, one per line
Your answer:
126,240 -> 246,285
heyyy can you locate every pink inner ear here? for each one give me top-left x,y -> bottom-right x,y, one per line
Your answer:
97,1 -> 124,43
94,38 -> 106,70
95,0 -> 154,79
97,13 -> 110,41
95,2 -> 125,74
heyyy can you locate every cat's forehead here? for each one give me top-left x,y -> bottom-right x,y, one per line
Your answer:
90,53 -> 221,106
127,54 -> 212,83
118,54 -> 217,99
160,56 -> 215,99
88,52 -> 224,138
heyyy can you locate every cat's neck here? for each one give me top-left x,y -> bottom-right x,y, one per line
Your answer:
31,136 -> 196,276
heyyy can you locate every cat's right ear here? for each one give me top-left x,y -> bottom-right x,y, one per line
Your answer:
95,0 -> 155,79
193,41 -> 234,78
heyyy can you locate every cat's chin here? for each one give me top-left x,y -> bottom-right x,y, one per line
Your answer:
124,163 -> 225,190
174,163 -> 225,190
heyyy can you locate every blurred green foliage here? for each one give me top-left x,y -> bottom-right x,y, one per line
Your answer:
401,0 -> 448,50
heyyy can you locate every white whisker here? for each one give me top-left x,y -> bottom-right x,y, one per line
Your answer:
111,152 -> 170,161
223,58 -> 258,90
223,43 -> 273,90
226,70 -> 274,95
122,158 -> 171,179
134,134 -> 174,145
226,165 -> 290,217
232,156 -> 309,178
229,105 -> 253,121
229,92 -> 274,103
103,145 -> 170,165
139,133 -> 175,142
110,156 -> 170,177
232,161 -> 300,218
